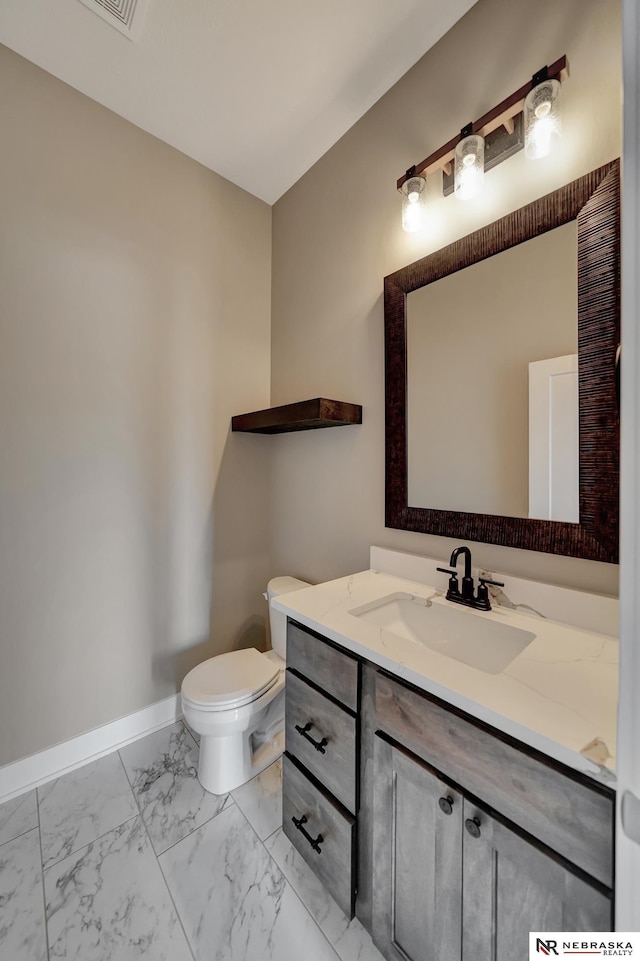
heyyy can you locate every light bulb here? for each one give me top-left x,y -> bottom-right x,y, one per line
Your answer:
454,134 -> 484,200
401,175 -> 427,232
524,79 -> 561,159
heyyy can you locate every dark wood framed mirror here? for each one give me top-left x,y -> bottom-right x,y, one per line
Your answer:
384,160 -> 620,562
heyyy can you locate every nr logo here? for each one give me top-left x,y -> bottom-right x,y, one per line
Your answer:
536,940 -> 559,956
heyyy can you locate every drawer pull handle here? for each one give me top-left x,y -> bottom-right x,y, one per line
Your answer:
438,796 -> 454,816
291,814 -> 324,853
465,817 -> 482,839
295,721 -> 329,754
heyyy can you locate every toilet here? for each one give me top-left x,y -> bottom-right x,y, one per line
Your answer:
181,576 -> 310,794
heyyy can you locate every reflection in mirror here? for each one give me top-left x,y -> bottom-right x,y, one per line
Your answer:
407,222 -> 577,520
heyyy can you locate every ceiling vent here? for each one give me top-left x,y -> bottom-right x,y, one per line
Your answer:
77,0 -> 150,41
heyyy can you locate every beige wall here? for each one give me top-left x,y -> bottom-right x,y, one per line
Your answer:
271,0 -> 621,596
0,45 -> 272,765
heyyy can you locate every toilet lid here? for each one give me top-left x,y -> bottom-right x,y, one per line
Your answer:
181,648 -> 280,708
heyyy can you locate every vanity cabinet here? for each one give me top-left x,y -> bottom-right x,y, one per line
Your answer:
461,799 -> 612,958
281,620 -> 615,959
372,736 -> 462,961
369,669 -> 614,961
282,620 -> 360,919
372,736 -> 612,961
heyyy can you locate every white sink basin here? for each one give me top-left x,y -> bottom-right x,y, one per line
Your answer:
350,592 -> 536,674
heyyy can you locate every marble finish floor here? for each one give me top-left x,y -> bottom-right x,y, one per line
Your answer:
0,721 -> 383,961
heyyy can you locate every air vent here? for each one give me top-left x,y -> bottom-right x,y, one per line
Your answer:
77,0 -> 149,40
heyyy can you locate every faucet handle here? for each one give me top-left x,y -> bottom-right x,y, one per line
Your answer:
436,567 -> 461,599
475,576 -> 505,611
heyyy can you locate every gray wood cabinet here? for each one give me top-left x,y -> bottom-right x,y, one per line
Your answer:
370,733 -> 612,961
282,620 -> 615,960
462,798 -> 612,960
282,753 -> 356,918
282,621 -> 360,919
285,670 -> 357,812
372,736 -> 462,961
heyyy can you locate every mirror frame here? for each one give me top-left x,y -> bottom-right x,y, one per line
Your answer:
384,160 -> 620,562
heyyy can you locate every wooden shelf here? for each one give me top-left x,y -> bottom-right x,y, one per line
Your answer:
232,398 -> 363,434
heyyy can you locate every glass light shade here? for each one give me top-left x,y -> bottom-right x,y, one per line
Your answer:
524,79 -> 561,159
401,175 -> 427,232
454,134 -> 485,200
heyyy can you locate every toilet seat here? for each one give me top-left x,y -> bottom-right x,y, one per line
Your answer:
181,648 -> 280,711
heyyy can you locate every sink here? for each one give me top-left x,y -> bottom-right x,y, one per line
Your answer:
350,592 -> 536,674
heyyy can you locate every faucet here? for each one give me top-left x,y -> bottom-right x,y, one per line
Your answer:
449,546 -> 474,600
437,546 -> 504,611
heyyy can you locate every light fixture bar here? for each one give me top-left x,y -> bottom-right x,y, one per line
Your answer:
396,55 -> 568,192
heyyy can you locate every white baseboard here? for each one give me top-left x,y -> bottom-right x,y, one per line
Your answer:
0,694 -> 182,805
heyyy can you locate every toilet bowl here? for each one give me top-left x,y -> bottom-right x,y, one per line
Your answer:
181,576 -> 310,794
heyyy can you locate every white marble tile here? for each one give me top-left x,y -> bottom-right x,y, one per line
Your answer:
265,828 -> 384,961
120,720 -> 231,855
231,758 -> 282,841
0,827 -> 48,961
0,789 -> 38,846
160,801 -> 339,961
44,815 -> 192,961
38,751 -> 139,868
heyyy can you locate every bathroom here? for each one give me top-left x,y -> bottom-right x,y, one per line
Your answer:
0,0 -> 638,957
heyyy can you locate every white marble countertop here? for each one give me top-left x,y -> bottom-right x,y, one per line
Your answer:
273,569 -> 618,787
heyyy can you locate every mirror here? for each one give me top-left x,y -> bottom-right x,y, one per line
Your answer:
385,161 -> 619,562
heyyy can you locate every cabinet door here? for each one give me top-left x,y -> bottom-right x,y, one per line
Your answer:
462,799 -> 613,961
372,736 -> 463,961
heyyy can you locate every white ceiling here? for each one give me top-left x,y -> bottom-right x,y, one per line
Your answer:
0,0 -> 477,203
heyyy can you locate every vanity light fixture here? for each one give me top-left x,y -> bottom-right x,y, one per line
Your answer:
454,126 -> 485,200
401,169 -> 427,232
524,67 -> 561,159
397,55 -> 568,224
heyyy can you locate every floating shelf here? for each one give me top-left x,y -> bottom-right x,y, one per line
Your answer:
231,398 -> 363,434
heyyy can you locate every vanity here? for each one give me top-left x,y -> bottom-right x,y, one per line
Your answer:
276,557 -> 618,961
276,160 -> 620,959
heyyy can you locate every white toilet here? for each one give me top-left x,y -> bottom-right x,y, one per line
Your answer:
181,576 -> 310,794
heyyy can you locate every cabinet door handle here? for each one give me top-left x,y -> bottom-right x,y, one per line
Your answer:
465,816 -> 482,839
291,814 -> 324,853
438,796 -> 454,815
295,721 -> 329,754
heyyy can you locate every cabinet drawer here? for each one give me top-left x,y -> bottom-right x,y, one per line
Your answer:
287,620 -> 359,711
285,670 -> 357,813
283,753 -> 356,919
374,671 -> 614,888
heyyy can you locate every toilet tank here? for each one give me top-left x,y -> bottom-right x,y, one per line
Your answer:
267,576 -> 311,658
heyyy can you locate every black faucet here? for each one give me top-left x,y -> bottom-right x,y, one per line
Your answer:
450,546 -> 474,600
437,547 -> 504,611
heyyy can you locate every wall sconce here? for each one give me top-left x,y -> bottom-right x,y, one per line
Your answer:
401,170 -> 427,232
397,55 -> 568,227
524,68 -> 561,159
454,126 -> 485,200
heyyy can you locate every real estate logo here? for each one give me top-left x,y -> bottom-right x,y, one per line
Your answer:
535,939 -> 559,956
530,934 -> 640,959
